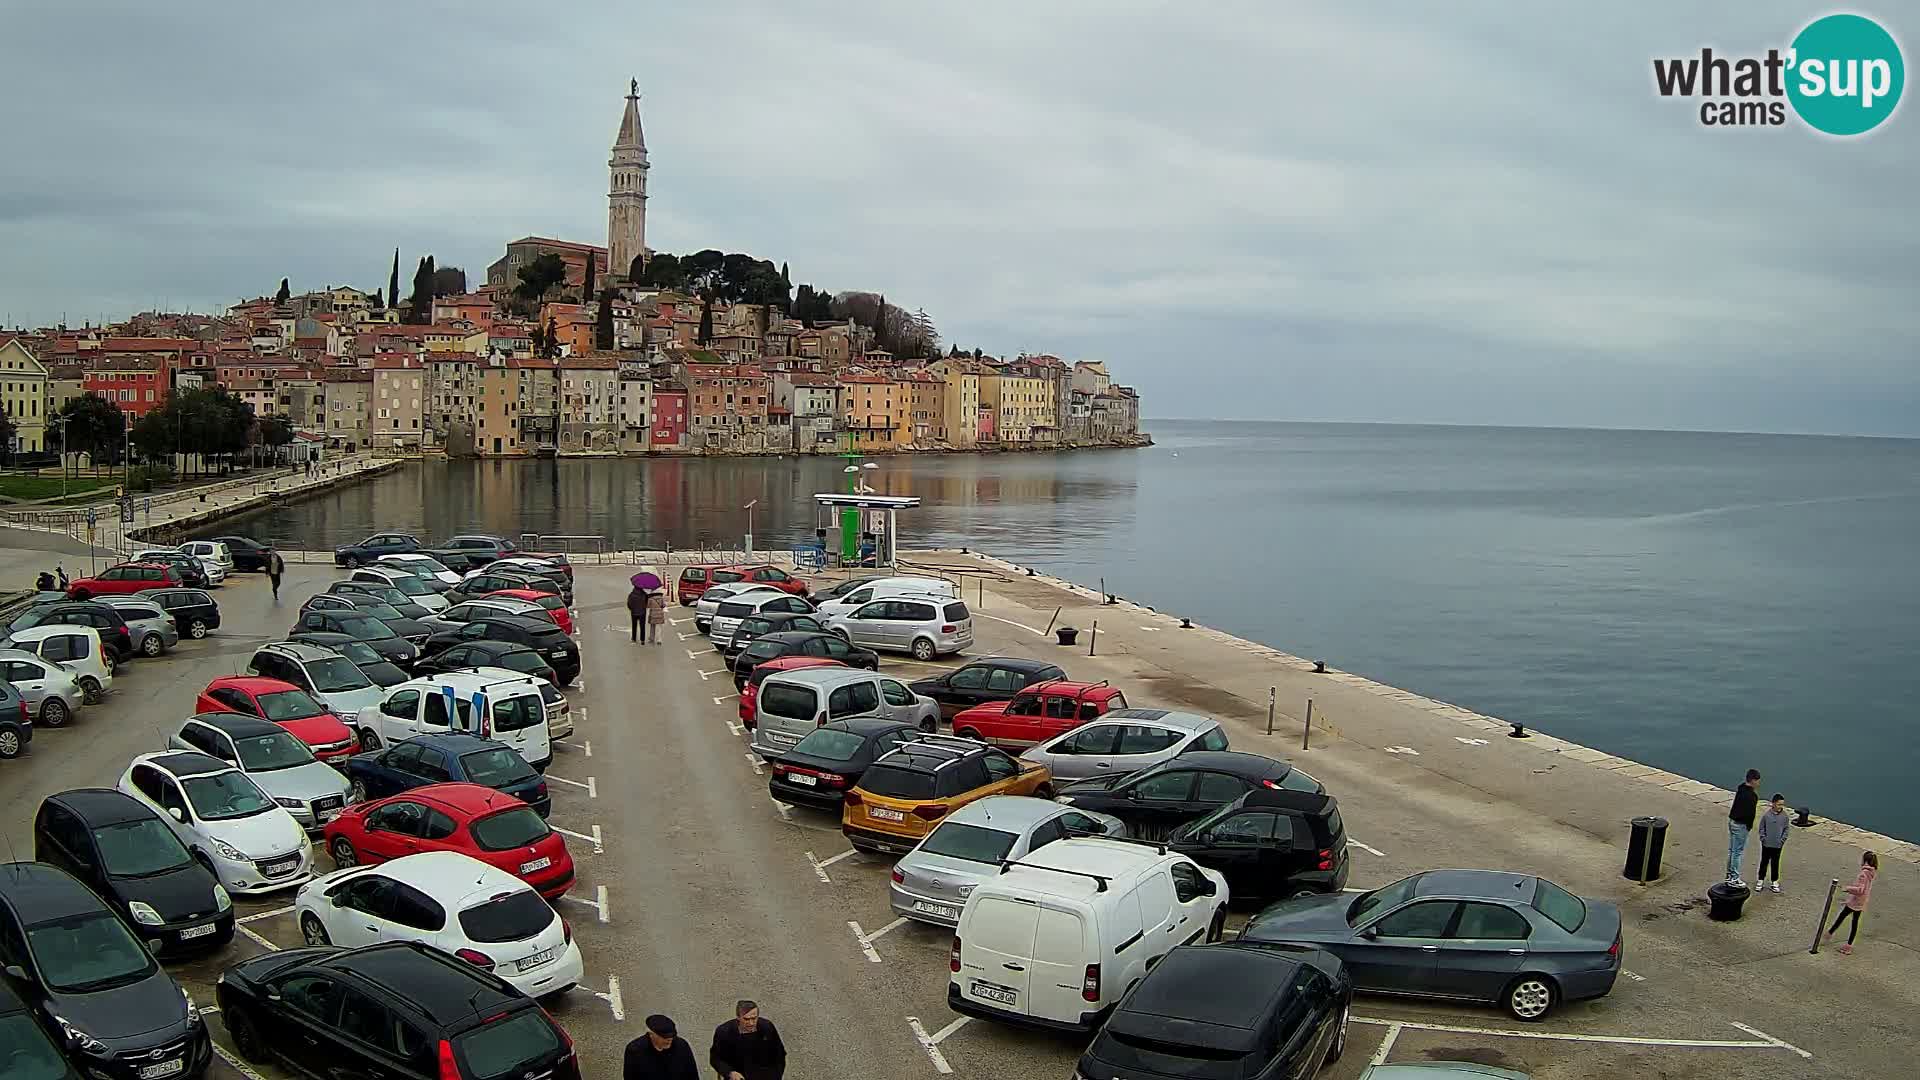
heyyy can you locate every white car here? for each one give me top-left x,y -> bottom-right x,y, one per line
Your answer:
376,553 -> 462,586
812,575 -> 958,620
349,566 -> 451,612
294,851 -> 583,998
2,623 -> 114,703
179,539 -> 237,576
119,750 -> 314,895
247,641 -> 386,718
694,584 -> 784,634
354,671 -> 553,768
823,592 -> 975,661
708,591 -> 816,647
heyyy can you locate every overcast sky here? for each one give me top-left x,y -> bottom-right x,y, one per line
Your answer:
3,2 -> 1914,435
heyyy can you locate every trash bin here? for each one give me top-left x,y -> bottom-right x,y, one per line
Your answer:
1623,816 -> 1669,882
1056,627 -> 1079,646
1707,881 -> 1751,921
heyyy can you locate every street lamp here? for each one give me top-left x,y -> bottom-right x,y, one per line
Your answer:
742,499 -> 757,559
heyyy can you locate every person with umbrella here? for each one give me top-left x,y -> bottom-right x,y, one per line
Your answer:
629,570 -> 663,644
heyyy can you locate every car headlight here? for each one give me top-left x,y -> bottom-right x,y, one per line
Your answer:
128,901 -> 165,926
212,884 -> 232,911
300,832 -> 313,852
52,1014 -> 108,1055
212,839 -> 248,861
182,988 -> 201,1026
275,797 -> 304,810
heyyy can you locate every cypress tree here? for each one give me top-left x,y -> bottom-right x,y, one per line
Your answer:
388,249 -> 400,309
583,254 -> 597,302
275,278 -> 290,303
595,290 -> 615,350
697,294 -> 713,345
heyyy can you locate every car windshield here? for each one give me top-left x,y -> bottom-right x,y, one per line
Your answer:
406,556 -> 450,573
27,911 -> 158,993
470,807 -> 551,851
458,889 -> 554,943
919,822 -> 1019,864
182,772 -> 275,820
335,615 -> 397,640
356,602 -> 407,621
791,728 -> 865,759
858,763 -> 938,800
1349,874 -> 1423,926
361,587 -> 407,606
235,730 -> 317,772
454,1010 -> 563,1080
386,575 -> 433,596
495,651 -> 548,676
743,641 -> 784,662
258,689 -> 327,720
1101,1031 -> 1246,1079
307,657 -> 372,693
533,595 -> 563,611
92,819 -> 195,877
461,748 -> 536,786
1532,878 -> 1588,932
0,1014 -> 70,1080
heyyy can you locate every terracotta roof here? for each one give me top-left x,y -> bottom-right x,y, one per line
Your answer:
320,368 -> 373,383
507,236 -> 608,256
372,356 -> 421,370
784,373 -> 840,388
558,354 -> 619,370
101,337 -> 196,352
839,373 -> 895,385
86,356 -> 165,373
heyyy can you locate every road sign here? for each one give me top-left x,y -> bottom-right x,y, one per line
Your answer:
142,498 -> 154,514
118,496 -> 134,524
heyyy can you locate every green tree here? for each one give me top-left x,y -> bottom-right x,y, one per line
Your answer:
372,287 -> 384,308
697,294 -> 714,345
595,290 -> 615,350
529,320 -> 546,355
514,253 -> 568,310
258,416 -> 295,460
582,253 -> 597,302
543,314 -> 560,358
56,393 -> 126,472
407,257 -> 431,322
388,248 -> 400,309
275,278 -> 291,303
431,265 -> 466,296
0,409 -> 16,461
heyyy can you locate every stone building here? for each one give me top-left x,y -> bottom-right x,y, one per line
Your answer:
371,356 -> 426,448
557,354 -> 619,453
606,80 -> 650,280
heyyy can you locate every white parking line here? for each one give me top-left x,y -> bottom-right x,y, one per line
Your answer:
1369,1022 -> 1403,1066
558,884 -> 612,924
548,773 -> 597,798
687,648 -> 704,660
974,612 -> 1045,636
210,1040 -> 270,1080
1730,1022 -> 1813,1059
237,923 -> 279,951
236,905 -> 294,925
552,825 -> 604,854
865,916 -> 910,942
1350,1016 -> 1812,1057
1350,839 -> 1387,857
726,721 -> 745,736
589,976 -> 626,1021
744,752 -> 764,776
699,668 -> 730,680
679,632 -> 698,641
1622,969 -> 1646,982
906,1016 -> 956,1074
771,799 -> 793,822
847,920 -> 883,962
805,851 -> 833,883
670,617 -> 692,625
817,849 -> 857,868
713,694 -> 739,704
556,738 -> 593,757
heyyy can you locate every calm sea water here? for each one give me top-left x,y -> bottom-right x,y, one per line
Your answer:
207,421 -> 1920,841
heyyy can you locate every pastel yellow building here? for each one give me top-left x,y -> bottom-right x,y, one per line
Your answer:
980,370 -> 1053,443
840,374 -> 907,450
0,338 -> 51,453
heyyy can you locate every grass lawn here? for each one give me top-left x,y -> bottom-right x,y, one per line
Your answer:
0,473 -> 123,501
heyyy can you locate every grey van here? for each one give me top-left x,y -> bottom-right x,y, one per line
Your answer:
750,667 -> 940,758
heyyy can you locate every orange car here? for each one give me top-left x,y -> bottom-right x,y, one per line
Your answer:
842,735 -> 1053,855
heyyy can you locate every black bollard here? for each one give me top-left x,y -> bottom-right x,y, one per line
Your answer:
1508,722 -> 1531,739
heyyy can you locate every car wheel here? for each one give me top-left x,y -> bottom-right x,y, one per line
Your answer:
187,618 -> 209,638
1206,910 -> 1226,942
358,728 -> 381,751
79,677 -> 102,705
1504,974 -> 1557,1021
347,779 -> 370,804
911,637 -> 936,661
835,628 -> 852,643
957,727 -> 982,741
300,913 -> 331,946
0,728 -> 21,758
330,837 -> 358,866
345,555 -> 362,569
141,634 -> 164,657
226,1004 -> 268,1063
39,698 -> 69,728
1326,997 -> 1350,1063
919,716 -> 938,734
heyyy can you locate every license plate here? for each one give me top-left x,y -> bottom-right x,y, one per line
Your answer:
971,981 -> 1017,1006
869,807 -> 906,822
914,901 -> 961,921
138,1060 -> 185,1079
318,808 -> 341,822
520,857 -> 552,873
178,923 -> 218,940
516,947 -> 556,972
788,773 -> 818,787
265,859 -> 300,876
551,647 -> 570,656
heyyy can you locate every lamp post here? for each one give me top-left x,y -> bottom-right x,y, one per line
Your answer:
742,498 -> 757,559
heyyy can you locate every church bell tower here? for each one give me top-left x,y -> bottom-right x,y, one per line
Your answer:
607,79 -> 649,282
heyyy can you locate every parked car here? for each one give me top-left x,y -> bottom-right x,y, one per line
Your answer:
167,713 -> 352,833
420,548 -> 489,574
1241,870 -> 1623,1021
117,750 -> 315,894
811,575 -> 956,620
138,586 -> 221,638
196,676 -> 358,763
287,632 -> 410,687
952,680 -> 1130,747
486,587 -> 575,635
177,539 -> 237,577
485,557 -> 576,595
417,596 -> 546,634
99,597 -> 179,657
0,648 -> 85,728
327,579 -> 434,619
0,977 -> 82,1080
910,656 -> 1068,719
323,782 -> 575,898
1077,942 -> 1352,1079
1056,750 -> 1323,840
377,552 -> 463,586
33,788 -> 235,955
248,641 -> 387,718
442,534 -> 520,563
3,624 -> 115,703
215,941 -> 581,1080
948,836 -> 1228,1030
343,733 -> 551,817
810,574 -> 886,602
710,592 -> 818,652
352,672 -> 551,769
6,601 -> 135,662
842,735 -> 1054,855
421,614 -> 578,685
750,667 -> 940,758
890,796 -> 1125,926
824,594 -> 974,661
65,562 -> 184,599
131,549 -> 215,588
455,566 -> 570,605
333,532 -> 423,568
738,655 -> 843,728
1168,789 -> 1351,902
0,861 -> 212,1079
211,534 -> 275,572
765,717 -> 917,809
676,563 -> 737,605
302,595 -> 433,648
414,640 -> 559,686
731,630 -> 878,688
1020,708 -> 1231,782
721,613 -> 829,661
720,562 -> 809,597
346,565 -> 451,611
291,608 -> 420,669
693,583 -> 782,634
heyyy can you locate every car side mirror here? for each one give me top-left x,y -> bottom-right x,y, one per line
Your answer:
1202,878 -> 1218,896
263,987 -> 282,1003
1124,787 -> 1141,801
1197,830 -> 1213,844
167,807 -> 184,823
1360,925 -> 1379,940
3,964 -> 26,980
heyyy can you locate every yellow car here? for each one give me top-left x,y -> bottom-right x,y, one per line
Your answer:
842,735 -> 1054,854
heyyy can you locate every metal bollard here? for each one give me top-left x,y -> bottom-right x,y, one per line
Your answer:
1044,607 -> 1061,636
1088,620 -> 1098,656
1266,688 -> 1276,736
1810,879 -> 1840,954
1302,697 -> 1313,750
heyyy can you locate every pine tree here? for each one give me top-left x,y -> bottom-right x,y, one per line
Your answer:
275,278 -> 290,303
780,262 -> 790,287
388,249 -> 400,310
408,258 -> 431,323
544,314 -> 559,358
698,294 -> 714,345
372,288 -> 384,308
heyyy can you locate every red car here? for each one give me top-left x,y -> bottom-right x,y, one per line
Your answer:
739,656 -> 844,728
66,562 -> 182,599
488,588 -> 575,635
322,782 -> 575,899
951,680 -> 1131,748
678,562 -> 809,605
197,676 -> 358,762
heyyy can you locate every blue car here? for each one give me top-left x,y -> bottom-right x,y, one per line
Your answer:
341,733 -> 551,817
333,532 -> 422,568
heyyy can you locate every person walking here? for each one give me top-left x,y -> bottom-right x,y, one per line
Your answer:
628,585 -> 650,643
1825,851 -> 1878,955
710,1000 -> 786,1080
1755,794 -> 1791,893
625,1015 -> 699,1080
267,549 -> 286,601
1726,768 -> 1760,886
647,587 -> 668,646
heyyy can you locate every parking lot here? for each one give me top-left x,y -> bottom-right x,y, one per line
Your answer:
0,554 -> 1898,1080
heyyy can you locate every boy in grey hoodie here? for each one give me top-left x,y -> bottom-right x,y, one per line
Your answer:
1756,794 -> 1792,893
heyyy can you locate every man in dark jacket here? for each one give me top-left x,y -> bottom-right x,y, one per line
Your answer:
627,586 -> 650,643
710,1000 -> 786,1080
626,1015 -> 699,1080
1727,767 -> 1761,886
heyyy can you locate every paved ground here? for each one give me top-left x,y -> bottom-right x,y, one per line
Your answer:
0,550 -> 1910,1080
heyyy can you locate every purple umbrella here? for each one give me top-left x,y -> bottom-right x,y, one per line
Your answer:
630,571 -> 663,591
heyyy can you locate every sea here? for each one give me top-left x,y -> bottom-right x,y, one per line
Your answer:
203,420 -> 1920,842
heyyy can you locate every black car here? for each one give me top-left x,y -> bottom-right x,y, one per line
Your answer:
212,535 -> 275,572
216,941 -> 580,1080
32,789 -> 234,955
1056,751 -> 1324,840
452,569 -> 572,606
326,580 -> 432,619
291,609 -> 420,670
7,601 -> 136,662
766,718 -> 920,810
441,534 -> 519,564
0,682 -> 32,758
137,587 -> 221,639
910,656 -> 1068,719
286,632 -> 409,687
730,630 -> 879,688
310,596 -> 432,646
1076,943 -> 1350,1080
414,640 -> 559,684
423,614 -> 578,684
1168,789 -> 1351,902
0,976 -> 83,1080
0,861 -> 212,1080
420,548 -> 490,574
333,532 -> 422,568
722,610 -> 829,658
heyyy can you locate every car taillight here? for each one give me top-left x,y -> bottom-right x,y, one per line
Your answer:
534,783 -> 549,800
1318,848 -> 1334,872
1082,963 -> 1101,1002
1608,935 -> 1621,960
437,1039 -> 461,1080
562,918 -> 572,945
16,701 -> 26,724
1260,778 -> 1282,790
950,936 -> 962,972
941,624 -> 957,633
844,791 -> 863,807
820,772 -> 847,787
454,948 -> 494,970
912,804 -> 949,821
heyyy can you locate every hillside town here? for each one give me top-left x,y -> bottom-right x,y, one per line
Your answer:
0,83 -> 1145,463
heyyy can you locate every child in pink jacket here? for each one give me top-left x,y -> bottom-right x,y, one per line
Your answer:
1825,851 -> 1878,955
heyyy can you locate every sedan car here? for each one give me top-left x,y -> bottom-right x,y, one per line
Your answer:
322,782 -> 575,898
1241,869 -> 1624,1020
287,632 -> 409,687
326,579 -> 433,619
118,751 -> 314,895
65,562 -> 185,599
909,656 -> 1068,719
731,630 -> 878,688
0,648 -> 85,728
414,640 -> 559,685
1054,750 -> 1321,840
0,861 -> 211,1080
1021,708 -> 1232,782
33,788 -> 235,955
290,608 -> 420,669
211,534 -> 275,572
333,531 -> 422,568
889,795 -> 1125,926
139,586 -> 221,638
765,718 -> 918,810
196,676 -> 358,763
167,713 -> 352,832
343,734 -> 551,817
99,597 -> 179,657
422,614 -> 578,684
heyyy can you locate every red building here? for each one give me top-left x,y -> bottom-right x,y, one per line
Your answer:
649,389 -> 688,448
83,357 -> 173,417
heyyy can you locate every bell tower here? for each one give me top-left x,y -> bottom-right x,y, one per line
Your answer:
608,79 -> 649,281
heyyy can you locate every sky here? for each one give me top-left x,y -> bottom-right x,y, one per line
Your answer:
2,1 -> 1915,435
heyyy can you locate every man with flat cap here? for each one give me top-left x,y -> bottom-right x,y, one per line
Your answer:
625,1014 -> 699,1080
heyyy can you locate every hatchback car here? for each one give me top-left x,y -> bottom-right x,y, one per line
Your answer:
118,751 -> 314,895
0,683 -> 32,757
138,586 -> 221,638
301,595 -> 433,648
455,567 -> 570,605
100,597 -> 179,658
722,609 -> 829,659
0,648 -> 85,727
177,539 -> 236,574
197,676 -> 358,763
326,580 -> 434,619
167,713 -> 352,832
132,550 -> 215,588
0,977 -> 82,1080
765,717 -> 918,809
216,941 -> 581,1080
1020,708 -> 1231,782
952,680 -> 1130,747
693,583 -> 783,634
9,601 -> 136,662
0,861 -> 212,1080
750,667 -> 940,757
422,614 -> 578,684
3,624 -> 116,702
1055,750 -> 1322,840
442,534 -> 519,563
889,795 -> 1125,926
720,562 -> 809,597
1169,789 -> 1351,902
66,561 -> 185,599
247,642 -> 386,719
374,552 -> 460,588
288,632 -> 410,687
211,534 -> 275,572
323,782 -> 575,898
291,608 -> 420,669
825,594 -> 974,660
910,656 -> 1068,719
731,630 -> 878,688
676,563 -> 735,604
414,640 -> 560,685
1243,870 -> 1623,1021
347,566 -> 451,611
842,735 -> 1054,855
485,588 -> 575,635
343,734 -> 551,817
416,596 -> 546,634
333,531 -> 423,568
709,591 -> 817,647
33,788 -> 235,955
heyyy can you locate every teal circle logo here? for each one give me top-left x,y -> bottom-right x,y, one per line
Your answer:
1787,14 -> 1905,135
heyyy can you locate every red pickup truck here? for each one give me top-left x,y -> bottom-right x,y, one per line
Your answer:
950,680 -> 1130,748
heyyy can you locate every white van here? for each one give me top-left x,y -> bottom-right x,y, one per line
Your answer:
948,837 -> 1228,1031
812,576 -> 958,620
352,671 -> 552,769
750,667 -> 940,756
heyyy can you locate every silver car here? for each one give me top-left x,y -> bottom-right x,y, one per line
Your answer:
695,583 -> 782,634
823,593 -> 974,661
1019,708 -> 1231,782
416,596 -> 545,633
168,714 -> 352,833
102,597 -> 180,657
708,591 -> 815,646
750,667 -> 941,756
0,648 -> 86,728
889,795 -> 1127,926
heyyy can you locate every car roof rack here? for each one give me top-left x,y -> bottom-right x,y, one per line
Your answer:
998,859 -> 1110,892
1071,834 -> 1169,855
915,733 -> 987,752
